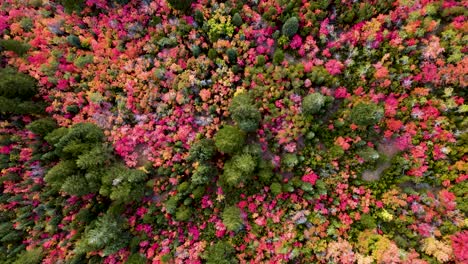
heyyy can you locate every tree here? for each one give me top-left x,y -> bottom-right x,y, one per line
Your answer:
350,102 -> 384,126
59,0 -> 86,14
231,104 -> 261,132
214,126 -> 245,154
13,248 -> 43,264
229,93 -> 261,132
232,153 -> 256,175
204,241 -> 237,264
222,206 -> 243,232
221,160 -> 243,186
0,68 -> 37,100
26,118 -> 57,138
167,0 -> 194,13
0,39 -> 30,56
188,138 -> 216,162
191,163 -> 217,185
282,17 -> 299,37
232,13 -> 243,27
273,49 -> 284,65
75,213 -> 130,256
302,93 -> 325,115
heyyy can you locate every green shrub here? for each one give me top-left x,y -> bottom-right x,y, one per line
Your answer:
204,241 -> 237,264
214,125 -> 245,154
13,248 -> 43,264
350,102 -> 384,126
59,0 -> 86,14
221,160 -> 242,186
357,147 -> 380,162
44,160 -> 77,192
282,153 -> 298,168
167,0 -> 194,12
282,17 -> 299,37
191,163 -> 217,185
67,35 -> 82,48
188,138 -> 216,162
273,49 -> 284,65
222,206 -> 243,232
0,39 -> 30,56
75,213 -> 129,256
0,68 -> 37,100
231,104 -> 261,132
270,182 -> 282,195
229,93 -> 253,111
226,48 -> 237,64
175,206 -> 191,221
229,92 -> 261,132
256,55 -> 266,66
232,13 -> 243,27
309,66 -> 333,85
302,93 -> 325,115
208,49 -> 217,60
125,253 -> 147,264
26,118 -> 58,137
191,45 -> 201,57
232,153 -> 256,175
74,55 -> 94,68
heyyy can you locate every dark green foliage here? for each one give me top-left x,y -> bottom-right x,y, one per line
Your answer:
194,10 -> 204,24
53,123 -> 104,156
0,97 -> 46,115
273,49 -> 284,65
100,164 -> 147,202
26,118 -> 58,137
232,13 -> 243,27
350,102 -> 384,126
0,68 -> 37,100
229,93 -> 253,111
214,125 -> 245,154
256,55 -> 266,66
357,147 -> 380,162
13,248 -> 43,264
67,35 -> 82,49
359,214 -> 377,229
188,138 -> 216,162
167,0 -> 194,12
222,206 -> 243,232
231,154 -> 256,175
231,104 -> 261,132
302,93 -> 325,115
221,160 -> 242,186
282,153 -> 298,168
282,17 -> 299,37
204,241 -> 237,264
43,123 -> 147,202
229,93 -> 261,132
59,0 -> 86,14
208,49 -> 217,60
192,163 -> 217,185
76,213 -> 129,256
175,206 -> 191,221
0,39 -> 30,56
44,160 -> 77,192
164,196 -> 179,214
66,105 -> 80,114
226,48 -> 237,64
76,144 -> 112,169
125,253 -> 147,264
308,66 -> 333,86
191,45 -> 201,57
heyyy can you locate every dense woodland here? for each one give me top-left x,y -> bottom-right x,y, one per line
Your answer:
0,0 -> 467,263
